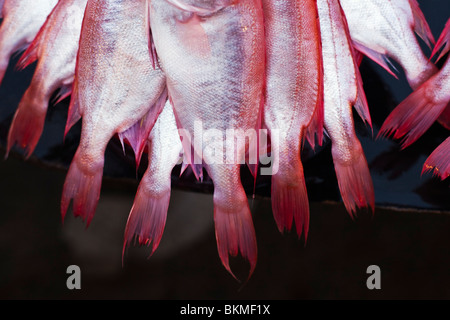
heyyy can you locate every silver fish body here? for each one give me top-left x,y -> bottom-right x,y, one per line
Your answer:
150,0 -> 265,279
318,0 -> 375,215
61,0 -> 166,226
7,0 -> 88,157
340,0 -> 436,89
0,0 -> 57,84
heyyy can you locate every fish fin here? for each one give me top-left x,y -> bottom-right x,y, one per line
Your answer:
339,5 -> 373,129
422,137 -> 450,180
305,64 -> 325,149
333,145 -> 374,218
146,0 -> 159,69
15,19 -> 49,70
61,152 -> 104,227
118,89 -> 168,168
64,80 -> 81,139
378,82 -> 447,149
53,84 -> 73,105
431,18 -> 450,62
171,100 -> 203,181
437,103 -> 450,130
6,91 -> 46,159
352,41 -> 398,79
409,0 -> 435,49
271,171 -> 309,241
122,183 -> 170,261
214,199 -> 257,282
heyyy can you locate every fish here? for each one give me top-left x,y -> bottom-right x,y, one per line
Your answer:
123,100 -> 183,258
378,18 -> 450,149
0,0 -> 57,86
149,0 -> 265,279
340,0 -> 436,90
261,0 -> 323,239
61,0 -> 166,226
317,0 -> 375,216
6,0 -> 88,158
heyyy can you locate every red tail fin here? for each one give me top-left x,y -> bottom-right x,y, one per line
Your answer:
431,18 -> 450,62
6,92 -> 46,159
61,151 -> 104,226
422,137 -> 450,180
378,83 -> 447,149
408,0 -> 435,49
123,185 -> 170,260
271,169 -> 309,241
214,200 -> 257,282
333,145 -> 374,217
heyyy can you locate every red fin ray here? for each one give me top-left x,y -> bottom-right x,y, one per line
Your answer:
422,137 -> 450,180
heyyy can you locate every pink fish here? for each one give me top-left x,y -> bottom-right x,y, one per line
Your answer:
262,0 -> 323,239
6,0 -> 88,158
317,0 -> 374,216
379,19 -> 450,149
123,101 -> 182,257
340,0 -> 436,90
149,0 -> 265,279
61,0 -> 166,226
0,0 -> 57,85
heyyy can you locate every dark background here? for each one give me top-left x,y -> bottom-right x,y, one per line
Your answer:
0,0 -> 449,299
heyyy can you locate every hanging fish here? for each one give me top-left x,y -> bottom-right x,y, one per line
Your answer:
317,0 -> 375,216
0,0 -> 57,86
123,100 -> 183,257
149,0 -> 265,279
261,0 -> 323,239
6,0 -> 88,158
61,0 -> 166,226
379,18 -> 450,149
341,0 -> 436,90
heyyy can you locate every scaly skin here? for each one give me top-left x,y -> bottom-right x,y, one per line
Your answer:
0,0 -> 57,85
7,0 -> 88,158
150,0 -> 265,280
341,0 -> 436,90
262,0 -> 323,239
61,0 -> 166,226
318,0 -> 375,216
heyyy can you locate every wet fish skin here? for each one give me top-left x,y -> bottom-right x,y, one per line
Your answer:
318,0 -> 375,215
379,18 -> 450,149
0,0 -> 57,85
262,0 -> 323,239
123,101 -> 182,258
7,0 -> 88,158
61,0 -> 166,226
150,0 -> 265,279
341,0 -> 436,90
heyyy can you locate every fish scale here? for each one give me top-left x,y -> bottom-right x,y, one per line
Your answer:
150,0 -> 265,280
61,0 -> 166,226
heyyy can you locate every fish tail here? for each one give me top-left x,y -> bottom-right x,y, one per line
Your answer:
431,18 -> 450,62
61,150 -> 104,227
6,89 -> 47,159
332,143 -> 374,218
422,137 -> 450,180
214,196 -> 257,282
378,82 -> 447,149
122,182 -> 170,262
437,103 -> 450,130
408,0 -> 435,49
64,80 -> 81,139
271,163 -> 309,241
